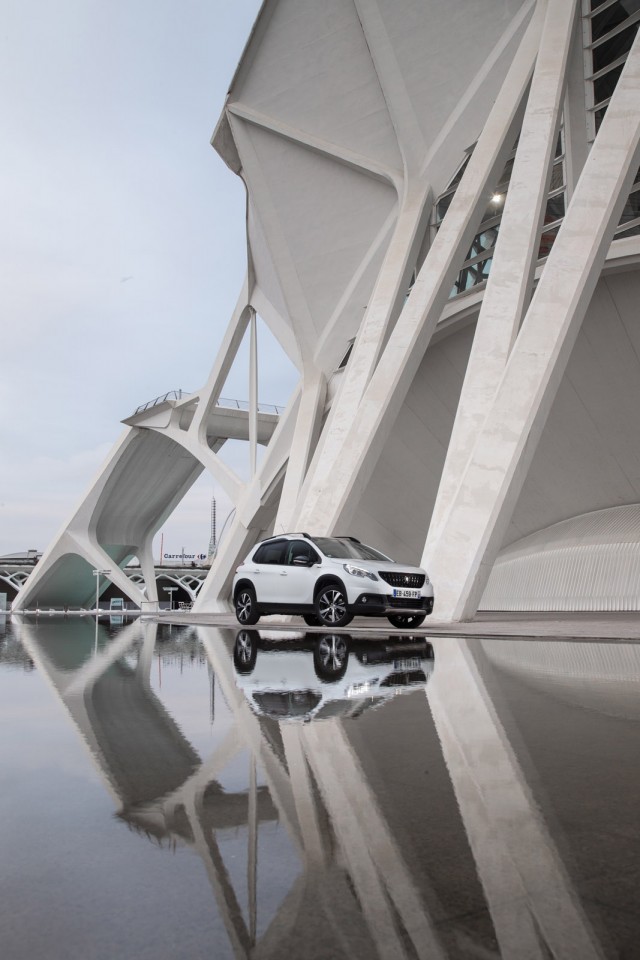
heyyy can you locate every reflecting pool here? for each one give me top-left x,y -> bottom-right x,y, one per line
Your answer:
1,615 -> 639,959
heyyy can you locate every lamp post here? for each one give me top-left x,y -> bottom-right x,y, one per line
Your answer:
164,587 -> 177,611
92,568 -> 111,619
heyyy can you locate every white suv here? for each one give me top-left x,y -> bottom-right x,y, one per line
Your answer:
232,533 -> 434,628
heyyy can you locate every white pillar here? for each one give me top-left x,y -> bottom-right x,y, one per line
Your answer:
138,535 -> 159,606
293,7 -> 543,535
424,33 -> 640,620
275,367 -> 326,533
428,0 -> 579,548
292,181 -> 431,527
249,308 -> 258,478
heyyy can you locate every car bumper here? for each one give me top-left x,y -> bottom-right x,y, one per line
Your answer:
351,593 -> 434,617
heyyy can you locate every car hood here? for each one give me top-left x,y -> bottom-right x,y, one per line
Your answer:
329,557 -> 427,575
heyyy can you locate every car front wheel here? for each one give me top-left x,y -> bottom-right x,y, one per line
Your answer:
315,584 -> 353,627
235,586 -> 260,625
313,634 -> 349,680
387,613 -> 426,629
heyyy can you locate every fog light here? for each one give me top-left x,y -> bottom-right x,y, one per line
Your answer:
362,597 -> 367,603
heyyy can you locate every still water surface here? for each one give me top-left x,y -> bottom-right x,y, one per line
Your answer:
1,616 -> 639,959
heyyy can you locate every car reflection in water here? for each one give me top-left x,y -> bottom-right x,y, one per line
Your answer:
233,629 -> 434,721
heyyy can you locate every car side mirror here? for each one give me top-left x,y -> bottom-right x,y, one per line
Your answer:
293,556 -> 313,566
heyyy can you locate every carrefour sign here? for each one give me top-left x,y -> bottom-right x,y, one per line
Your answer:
163,552 -> 207,561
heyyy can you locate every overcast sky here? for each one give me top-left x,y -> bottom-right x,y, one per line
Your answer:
1,0 -> 298,560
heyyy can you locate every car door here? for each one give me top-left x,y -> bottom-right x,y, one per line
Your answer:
277,540 -> 320,606
249,540 -> 288,604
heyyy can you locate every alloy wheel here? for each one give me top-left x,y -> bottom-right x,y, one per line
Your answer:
317,588 -> 347,624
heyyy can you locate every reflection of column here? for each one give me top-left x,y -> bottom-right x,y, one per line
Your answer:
198,627 -> 304,851
427,638 -> 604,960
248,757 -> 257,945
303,719 -> 447,960
135,621 -> 158,693
185,792 -> 252,960
280,724 -> 326,867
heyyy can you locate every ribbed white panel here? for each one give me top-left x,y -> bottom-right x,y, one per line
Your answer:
480,504 -> 640,611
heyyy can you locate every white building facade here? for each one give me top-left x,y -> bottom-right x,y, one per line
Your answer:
16,0 -> 640,619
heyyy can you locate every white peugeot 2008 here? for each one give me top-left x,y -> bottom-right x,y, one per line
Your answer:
232,533 -> 434,628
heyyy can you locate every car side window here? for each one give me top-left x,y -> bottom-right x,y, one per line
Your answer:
285,540 -> 320,566
253,540 -> 287,565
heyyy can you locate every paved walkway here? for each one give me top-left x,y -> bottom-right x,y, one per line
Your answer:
157,609 -> 640,642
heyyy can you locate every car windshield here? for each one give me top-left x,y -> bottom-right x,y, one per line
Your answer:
312,538 -> 391,561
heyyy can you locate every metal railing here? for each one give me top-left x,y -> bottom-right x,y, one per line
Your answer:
133,391 -> 283,417
134,390 -> 184,415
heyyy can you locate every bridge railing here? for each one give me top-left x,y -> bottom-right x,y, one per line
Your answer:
133,391 -> 283,417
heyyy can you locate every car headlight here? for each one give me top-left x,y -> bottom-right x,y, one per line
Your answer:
343,563 -> 378,581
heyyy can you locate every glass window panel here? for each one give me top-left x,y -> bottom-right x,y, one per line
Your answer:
590,0 -> 612,10
482,197 -> 505,223
618,188 -> 640,224
549,160 -> 564,192
436,192 -> 454,222
538,223 -> 561,259
447,154 -> 470,190
453,257 -> 493,296
253,540 -> 287,564
594,106 -> 608,133
592,21 -> 639,73
555,129 -> 564,158
497,157 -> 515,188
615,220 -> 640,238
465,225 -> 499,261
591,2 -> 640,40
593,61 -> 624,102
545,194 -> 565,223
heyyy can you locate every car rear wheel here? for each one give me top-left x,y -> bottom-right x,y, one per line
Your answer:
315,584 -> 353,627
387,613 -> 426,629
235,586 -> 260,625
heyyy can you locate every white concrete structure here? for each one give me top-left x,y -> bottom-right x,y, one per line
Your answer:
16,0 -> 640,619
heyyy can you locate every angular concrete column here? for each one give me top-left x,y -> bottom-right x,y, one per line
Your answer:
428,0 -> 579,547
276,367 -> 326,533
424,33 -> 640,621
293,8 -> 543,534
292,181 -> 431,527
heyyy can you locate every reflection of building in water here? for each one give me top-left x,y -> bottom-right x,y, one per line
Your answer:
15,618 -> 640,959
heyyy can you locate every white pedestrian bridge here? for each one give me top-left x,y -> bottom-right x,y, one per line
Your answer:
1,558 -> 209,611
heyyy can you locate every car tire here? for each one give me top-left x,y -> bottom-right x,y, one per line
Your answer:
235,586 -> 260,625
387,613 -> 426,629
314,583 -> 353,628
303,613 -> 321,627
313,634 -> 349,681
233,630 -> 258,674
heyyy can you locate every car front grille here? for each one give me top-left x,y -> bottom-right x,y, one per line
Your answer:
388,597 -> 431,610
379,571 -> 426,588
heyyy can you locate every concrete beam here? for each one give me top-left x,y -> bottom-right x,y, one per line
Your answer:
425,31 -> 640,621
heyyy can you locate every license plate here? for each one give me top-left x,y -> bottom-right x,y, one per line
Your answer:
394,658 -> 421,670
393,588 -> 420,599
